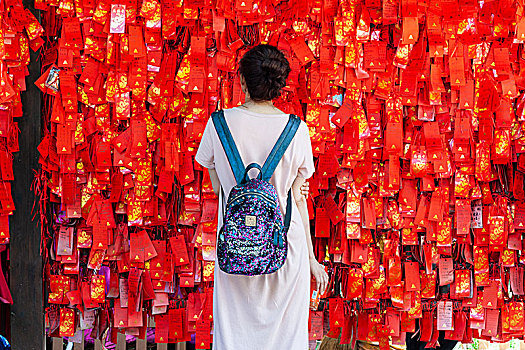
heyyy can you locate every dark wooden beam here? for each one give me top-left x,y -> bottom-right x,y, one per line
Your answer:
9,0 -> 43,347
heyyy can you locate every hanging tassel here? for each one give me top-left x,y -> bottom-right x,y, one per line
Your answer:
319,335 -> 364,350
318,336 -> 339,350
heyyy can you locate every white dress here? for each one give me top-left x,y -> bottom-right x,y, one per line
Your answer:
195,107 -> 315,350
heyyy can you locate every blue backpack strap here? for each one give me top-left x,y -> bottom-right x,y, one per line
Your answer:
273,189 -> 292,248
261,114 -> 301,182
262,114 -> 301,240
211,110 -> 245,184
283,188 -> 293,240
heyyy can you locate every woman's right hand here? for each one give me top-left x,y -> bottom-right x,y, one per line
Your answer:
300,181 -> 309,198
310,257 -> 328,295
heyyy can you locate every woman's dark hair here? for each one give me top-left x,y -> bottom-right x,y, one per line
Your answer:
238,44 -> 291,101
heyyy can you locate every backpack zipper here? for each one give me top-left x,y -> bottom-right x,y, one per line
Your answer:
227,191 -> 276,208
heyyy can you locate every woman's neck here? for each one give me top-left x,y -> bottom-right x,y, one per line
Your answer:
239,98 -> 281,114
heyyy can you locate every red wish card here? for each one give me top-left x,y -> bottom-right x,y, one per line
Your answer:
404,262 -> 420,292
309,310 -> 324,340
170,235 -> 190,266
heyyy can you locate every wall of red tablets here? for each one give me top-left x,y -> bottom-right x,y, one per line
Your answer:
2,0 -> 525,348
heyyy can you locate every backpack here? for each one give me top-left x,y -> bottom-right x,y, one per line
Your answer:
212,110 -> 301,276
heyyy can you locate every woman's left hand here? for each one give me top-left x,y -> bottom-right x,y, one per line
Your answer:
310,257 -> 329,295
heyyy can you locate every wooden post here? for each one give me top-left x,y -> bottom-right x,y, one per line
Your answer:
136,337 -> 147,350
73,330 -> 85,350
9,0 -> 43,348
116,333 -> 126,350
135,326 -> 147,350
94,339 -> 103,350
51,338 -> 62,350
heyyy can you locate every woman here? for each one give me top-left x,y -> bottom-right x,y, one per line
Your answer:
195,44 -> 328,349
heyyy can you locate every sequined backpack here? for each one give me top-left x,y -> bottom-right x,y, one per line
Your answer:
212,110 -> 300,276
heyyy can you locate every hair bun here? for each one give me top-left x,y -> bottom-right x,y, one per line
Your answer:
238,44 -> 291,101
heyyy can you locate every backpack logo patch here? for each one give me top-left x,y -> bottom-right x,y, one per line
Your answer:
245,215 -> 257,227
